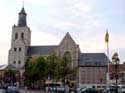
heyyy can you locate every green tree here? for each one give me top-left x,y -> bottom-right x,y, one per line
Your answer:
24,56 -> 46,87
58,56 -> 74,85
36,56 -> 46,80
24,57 -> 37,86
24,53 -> 75,87
46,53 -> 59,81
4,69 -> 16,83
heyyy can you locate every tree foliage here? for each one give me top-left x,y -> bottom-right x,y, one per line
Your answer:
4,69 -> 16,83
24,53 -> 74,87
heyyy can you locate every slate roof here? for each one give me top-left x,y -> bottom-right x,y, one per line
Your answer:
19,7 -> 26,15
0,64 -> 17,70
27,45 -> 57,56
79,53 -> 109,67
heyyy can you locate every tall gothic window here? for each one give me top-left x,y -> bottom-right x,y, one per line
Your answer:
21,33 -> 24,39
18,60 -> 21,64
63,51 -> 74,80
13,61 -> 16,64
15,33 -> 18,39
63,51 -> 72,64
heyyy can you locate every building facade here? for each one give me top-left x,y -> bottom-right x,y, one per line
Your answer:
109,64 -> 125,86
78,53 -> 108,88
8,7 -> 109,87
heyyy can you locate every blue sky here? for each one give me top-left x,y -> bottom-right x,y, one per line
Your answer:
0,0 -> 125,64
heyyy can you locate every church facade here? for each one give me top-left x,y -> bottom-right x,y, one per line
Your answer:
8,7 -> 109,87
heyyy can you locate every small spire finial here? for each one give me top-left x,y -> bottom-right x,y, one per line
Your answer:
12,17 -> 16,27
22,0 -> 24,7
105,29 -> 109,43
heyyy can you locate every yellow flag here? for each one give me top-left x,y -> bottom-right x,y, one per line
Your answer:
105,30 -> 109,43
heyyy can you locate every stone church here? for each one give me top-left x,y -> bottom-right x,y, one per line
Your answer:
8,7 -> 109,87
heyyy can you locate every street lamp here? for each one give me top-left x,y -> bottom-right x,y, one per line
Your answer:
112,52 -> 120,93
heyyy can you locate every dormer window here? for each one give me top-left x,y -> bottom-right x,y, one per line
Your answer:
21,33 -> 24,39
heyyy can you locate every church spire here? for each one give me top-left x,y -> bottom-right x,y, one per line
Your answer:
18,6 -> 27,27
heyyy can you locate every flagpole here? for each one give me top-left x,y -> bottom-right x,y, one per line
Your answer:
107,40 -> 109,72
105,30 -> 110,93
107,38 -> 110,84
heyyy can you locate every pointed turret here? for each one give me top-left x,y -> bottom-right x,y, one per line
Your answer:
18,7 -> 27,27
19,7 -> 26,14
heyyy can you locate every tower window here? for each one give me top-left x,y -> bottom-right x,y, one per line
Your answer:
15,33 -> 18,39
21,33 -> 24,39
13,61 -> 16,64
14,48 -> 17,52
18,60 -> 21,64
19,47 -> 21,52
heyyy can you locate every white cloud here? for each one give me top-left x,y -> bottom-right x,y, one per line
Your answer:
73,3 -> 90,12
0,0 -> 125,65
52,21 -> 80,30
30,26 -> 60,45
0,5 -> 12,65
25,0 -> 49,6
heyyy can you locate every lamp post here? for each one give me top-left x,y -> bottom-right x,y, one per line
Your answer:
112,52 -> 120,93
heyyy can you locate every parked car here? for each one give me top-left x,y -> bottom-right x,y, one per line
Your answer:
0,89 -> 6,93
102,85 -> 122,93
109,85 -> 122,93
45,83 -> 61,91
81,87 -> 98,93
76,87 -> 86,93
120,86 -> 125,93
56,86 -> 65,92
6,86 -> 19,93
97,88 -> 105,93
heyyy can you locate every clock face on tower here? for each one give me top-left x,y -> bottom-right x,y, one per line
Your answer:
19,14 -> 25,22
20,14 -> 24,18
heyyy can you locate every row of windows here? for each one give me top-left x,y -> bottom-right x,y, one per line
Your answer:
81,71 -> 106,74
81,80 -> 106,84
13,60 -> 21,65
14,47 -> 21,52
81,68 -> 106,73
15,32 -> 24,39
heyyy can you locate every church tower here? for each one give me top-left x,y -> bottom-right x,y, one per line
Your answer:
8,7 -> 31,69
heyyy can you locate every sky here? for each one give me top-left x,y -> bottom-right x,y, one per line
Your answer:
0,0 -> 125,65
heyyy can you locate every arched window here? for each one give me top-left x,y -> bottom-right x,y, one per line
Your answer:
63,51 -> 72,64
18,60 -> 21,64
19,47 -> 21,52
14,48 -> 17,52
21,33 -> 24,39
13,61 -> 16,64
15,33 -> 18,39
